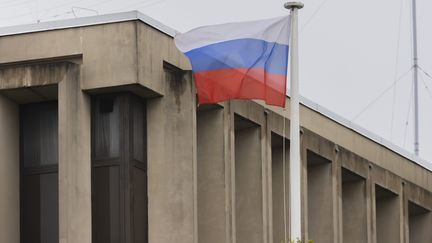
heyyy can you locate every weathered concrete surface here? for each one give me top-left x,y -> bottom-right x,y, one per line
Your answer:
235,122 -> 263,243
0,21 -> 190,96
375,186 -> 400,243
137,22 -> 190,95
0,94 -> 19,243
58,64 -> 92,243
225,102 -> 236,243
303,109 -> 432,191
404,183 -> 432,243
263,100 -> 432,192
372,166 -> 403,243
197,108 -> 228,243
146,69 -> 197,243
271,135 -> 289,243
81,22 -> 137,90
408,201 -> 432,243
307,151 -> 334,243
0,62 -> 74,90
0,28 -> 82,64
342,169 -> 368,243
302,131 -> 337,243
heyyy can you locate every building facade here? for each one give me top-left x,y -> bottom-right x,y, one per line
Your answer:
0,11 -> 431,243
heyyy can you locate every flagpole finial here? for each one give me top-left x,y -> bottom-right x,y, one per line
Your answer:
284,2 -> 304,9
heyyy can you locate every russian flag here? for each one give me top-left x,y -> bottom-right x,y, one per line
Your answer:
174,16 -> 291,107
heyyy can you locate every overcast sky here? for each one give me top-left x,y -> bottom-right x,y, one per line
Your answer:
1,0 -> 432,162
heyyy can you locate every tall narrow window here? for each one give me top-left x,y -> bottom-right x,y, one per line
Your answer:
92,93 -> 147,243
20,101 -> 59,243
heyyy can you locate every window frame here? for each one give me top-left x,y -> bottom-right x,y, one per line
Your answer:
19,101 -> 59,243
91,93 -> 148,243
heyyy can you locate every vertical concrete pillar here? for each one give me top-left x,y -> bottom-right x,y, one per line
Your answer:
58,64 -> 92,243
0,95 -> 20,243
225,103 -> 235,243
271,134 -> 289,243
403,185 -> 409,243
333,146 -> 342,243
375,186 -> 400,243
307,151 -> 333,243
147,70 -> 197,243
197,107 -> 229,243
342,168 -> 367,243
262,115 -> 269,243
235,116 -> 263,243
408,202 -> 432,242
398,185 -> 404,243
366,168 -> 373,243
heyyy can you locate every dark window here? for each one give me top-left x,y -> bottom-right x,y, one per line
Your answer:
93,97 -> 120,159
22,103 -> 58,167
20,102 -> 59,243
92,93 -> 147,243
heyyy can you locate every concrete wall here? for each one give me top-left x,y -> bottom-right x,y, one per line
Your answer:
342,169 -> 368,243
146,69 -> 197,243
271,135 -> 289,243
303,111 -> 432,191
375,186 -> 400,243
137,22 -> 190,95
197,108 -> 228,243
235,120 -> 263,243
0,95 -> 19,243
408,202 -> 432,242
307,151 -> 334,243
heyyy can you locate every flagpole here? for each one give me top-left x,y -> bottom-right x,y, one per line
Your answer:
284,2 -> 304,241
411,0 -> 419,155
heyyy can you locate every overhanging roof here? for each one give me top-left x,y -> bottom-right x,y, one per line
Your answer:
0,10 -> 431,171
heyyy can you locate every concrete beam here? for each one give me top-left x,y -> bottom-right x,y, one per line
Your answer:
81,22 -> 137,90
0,29 -> 82,65
0,62 -> 74,90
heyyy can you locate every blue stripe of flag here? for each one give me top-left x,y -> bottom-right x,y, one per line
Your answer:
185,38 -> 289,75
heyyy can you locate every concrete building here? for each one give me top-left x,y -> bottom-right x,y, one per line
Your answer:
0,11 -> 431,243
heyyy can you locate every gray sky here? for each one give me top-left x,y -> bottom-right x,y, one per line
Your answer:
1,0 -> 432,162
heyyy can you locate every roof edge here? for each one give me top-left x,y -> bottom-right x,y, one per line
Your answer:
298,94 -> 432,171
0,10 -> 178,37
